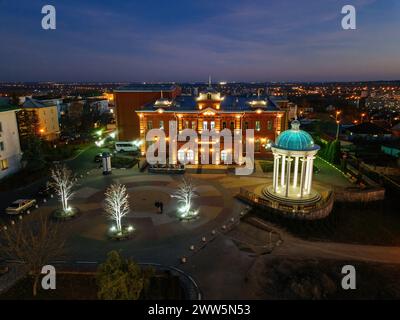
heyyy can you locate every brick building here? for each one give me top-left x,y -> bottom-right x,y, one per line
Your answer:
134,85 -> 288,163
114,84 -> 181,141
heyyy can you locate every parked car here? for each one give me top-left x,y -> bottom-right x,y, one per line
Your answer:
5,199 -> 37,215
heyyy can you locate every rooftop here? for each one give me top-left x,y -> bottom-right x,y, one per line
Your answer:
139,94 -> 279,112
22,97 -> 47,108
0,105 -> 19,113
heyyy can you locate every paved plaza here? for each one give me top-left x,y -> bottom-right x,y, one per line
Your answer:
29,168 -> 270,266
1,155 -> 362,298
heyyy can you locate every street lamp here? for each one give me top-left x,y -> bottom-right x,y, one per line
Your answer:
335,111 -> 341,140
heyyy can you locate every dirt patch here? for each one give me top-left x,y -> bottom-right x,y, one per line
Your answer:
247,256 -> 400,299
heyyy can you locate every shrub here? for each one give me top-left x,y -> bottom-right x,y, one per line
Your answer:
96,251 -> 153,300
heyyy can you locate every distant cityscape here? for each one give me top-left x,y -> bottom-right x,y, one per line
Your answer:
2,0 -> 400,306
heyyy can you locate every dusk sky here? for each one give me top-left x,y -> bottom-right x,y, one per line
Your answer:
0,0 -> 399,82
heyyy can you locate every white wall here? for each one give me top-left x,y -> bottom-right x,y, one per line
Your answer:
0,110 -> 22,180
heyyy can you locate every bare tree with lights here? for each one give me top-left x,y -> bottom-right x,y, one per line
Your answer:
104,183 -> 130,234
0,216 -> 66,297
172,178 -> 198,219
49,164 -> 76,215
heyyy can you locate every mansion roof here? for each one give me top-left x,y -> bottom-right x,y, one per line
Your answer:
138,94 -> 281,113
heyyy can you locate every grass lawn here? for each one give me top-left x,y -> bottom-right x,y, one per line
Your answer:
251,194 -> 400,246
249,257 -> 400,299
0,167 -> 48,192
259,160 -> 274,173
111,156 -> 139,169
0,272 -> 185,300
1,274 -> 97,300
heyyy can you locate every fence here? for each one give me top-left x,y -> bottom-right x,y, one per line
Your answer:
236,188 -> 334,220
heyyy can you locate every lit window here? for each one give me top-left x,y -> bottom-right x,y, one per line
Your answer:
147,121 -> 153,130
255,121 -> 261,132
191,121 -> 197,130
210,121 -> 215,130
203,121 -> 208,130
178,149 -> 195,163
267,120 -> 272,130
0,159 -> 8,170
255,140 -> 261,152
221,150 -> 230,163
159,120 -> 164,129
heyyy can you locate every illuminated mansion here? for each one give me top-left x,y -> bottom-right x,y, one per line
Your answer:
135,85 -> 289,164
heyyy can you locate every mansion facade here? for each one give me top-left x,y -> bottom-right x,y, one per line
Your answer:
131,86 -> 288,164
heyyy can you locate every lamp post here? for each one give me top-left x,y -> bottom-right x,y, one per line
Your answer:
335,110 -> 341,140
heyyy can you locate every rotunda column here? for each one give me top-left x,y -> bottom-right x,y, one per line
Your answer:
299,156 -> 306,198
306,156 -> 315,194
293,156 -> 299,188
280,154 -> 286,187
273,154 -> 280,193
304,156 -> 312,195
285,156 -> 293,197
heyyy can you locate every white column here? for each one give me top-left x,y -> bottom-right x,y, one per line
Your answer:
307,157 -> 315,194
273,155 -> 277,192
305,156 -> 313,195
293,156 -> 299,188
304,157 -> 310,195
285,157 -> 293,197
299,157 -> 306,198
273,155 -> 280,193
280,155 -> 286,187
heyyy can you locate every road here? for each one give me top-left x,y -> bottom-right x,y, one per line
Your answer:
0,145 -> 101,216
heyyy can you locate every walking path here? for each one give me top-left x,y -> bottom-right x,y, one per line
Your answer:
250,217 -> 400,264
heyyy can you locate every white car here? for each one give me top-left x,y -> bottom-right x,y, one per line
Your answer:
5,199 -> 37,215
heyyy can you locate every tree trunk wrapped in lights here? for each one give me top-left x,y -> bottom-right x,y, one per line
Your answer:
104,183 -> 131,235
172,178 -> 199,219
49,164 -> 76,216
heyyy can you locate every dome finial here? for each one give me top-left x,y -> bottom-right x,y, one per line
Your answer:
291,119 -> 301,131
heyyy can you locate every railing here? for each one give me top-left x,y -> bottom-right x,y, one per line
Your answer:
0,261 -> 202,300
236,188 -> 334,220
148,164 -> 185,174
